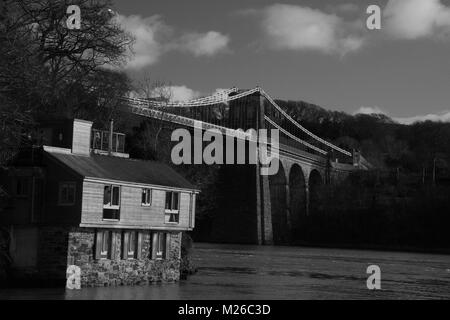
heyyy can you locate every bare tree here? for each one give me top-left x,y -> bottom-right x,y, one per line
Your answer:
135,77 -> 174,156
0,0 -> 133,163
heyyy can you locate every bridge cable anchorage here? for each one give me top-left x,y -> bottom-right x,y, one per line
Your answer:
258,89 -> 352,157
264,116 -> 328,155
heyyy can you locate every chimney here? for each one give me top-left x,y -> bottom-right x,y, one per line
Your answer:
72,119 -> 93,156
109,119 -> 114,154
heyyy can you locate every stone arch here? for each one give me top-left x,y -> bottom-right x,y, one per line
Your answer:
289,164 -> 307,240
308,169 -> 323,215
269,162 -> 288,244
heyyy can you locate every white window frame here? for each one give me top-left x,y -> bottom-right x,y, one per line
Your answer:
58,182 -> 76,206
156,233 -> 166,260
103,185 -> 121,209
141,188 -> 152,207
165,192 -> 180,224
103,185 -> 121,221
100,231 -> 109,259
165,210 -> 180,224
127,231 -> 135,259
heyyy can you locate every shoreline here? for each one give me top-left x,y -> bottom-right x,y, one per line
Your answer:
193,240 -> 450,256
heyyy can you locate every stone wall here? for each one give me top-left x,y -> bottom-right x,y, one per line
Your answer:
67,228 -> 182,287
4,226 -> 182,287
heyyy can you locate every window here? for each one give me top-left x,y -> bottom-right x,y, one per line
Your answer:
122,231 -> 142,260
165,192 -> 179,211
58,182 -> 76,205
152,232 -> 167,260
103,185 -> 120,220
141,188 -> 152,206
165,191 -> 180,223
128,232 -> 135,258
16,177 -> 29,197
95,230 -> 111,260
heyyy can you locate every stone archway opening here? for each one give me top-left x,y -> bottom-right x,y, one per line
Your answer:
309,169 -> 323,216
289,164 -> 307,241
269,163 -> 288,244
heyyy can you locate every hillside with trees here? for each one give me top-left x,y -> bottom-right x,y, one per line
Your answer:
126,100 -> 450,251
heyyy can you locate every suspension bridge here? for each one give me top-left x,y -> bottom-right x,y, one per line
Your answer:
120,87 -> 371,245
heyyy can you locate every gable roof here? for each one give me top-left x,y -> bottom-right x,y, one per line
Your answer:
45,150 -> 197,191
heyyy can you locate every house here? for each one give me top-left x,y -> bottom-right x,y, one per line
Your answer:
0,119 -> 199,287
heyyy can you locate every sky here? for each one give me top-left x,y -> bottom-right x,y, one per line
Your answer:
111,0 -> 450,124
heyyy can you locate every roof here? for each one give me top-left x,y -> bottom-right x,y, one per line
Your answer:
45,150 -> 197,191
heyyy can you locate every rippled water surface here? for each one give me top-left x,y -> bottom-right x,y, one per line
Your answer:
1,243 -> 449,299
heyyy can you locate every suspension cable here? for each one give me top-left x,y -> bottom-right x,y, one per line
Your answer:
121,86 -> 352,157
265,116 -> 328,155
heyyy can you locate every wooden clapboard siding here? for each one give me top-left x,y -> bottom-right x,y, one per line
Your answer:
178,192 -> 191,227
81,180 -> 196,230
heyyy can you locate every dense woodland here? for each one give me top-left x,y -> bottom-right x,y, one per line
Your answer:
0,0 -> 449,255
281,101 -> 450,251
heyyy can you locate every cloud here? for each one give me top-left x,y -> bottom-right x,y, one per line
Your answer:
354,106 -> 450,124
353,106 -> 387,115
260,4 -> 365,55
114,14 -> 230,69
213,88 -> 231,95
384,0 -> 450,40
114,14 -> 169,69
168,86 -> 202,102
394,111 -> 450,124
130,85 -> 201,102
177,31 -> 230,57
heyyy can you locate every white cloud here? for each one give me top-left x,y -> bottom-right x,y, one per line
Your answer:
177,31 -> 230,57
384,0 -> 450,40
168,86 -> 202,102
354,106 -> 450,124
114,14 -> 230,69
213,88 -> 231,95
394,111 -> 450,124
260,4 -> 364,55
114,14 -> 169,69
353,106 -> 387,115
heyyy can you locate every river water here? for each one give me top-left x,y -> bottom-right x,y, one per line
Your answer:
1,243 -> 449,299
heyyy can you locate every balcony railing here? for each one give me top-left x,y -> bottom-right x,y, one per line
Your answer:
91,129 -> 125,153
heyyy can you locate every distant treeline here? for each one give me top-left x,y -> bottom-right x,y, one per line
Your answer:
277,99 -> 450,175
126,108 -> 450,251
296,170 -> 450,251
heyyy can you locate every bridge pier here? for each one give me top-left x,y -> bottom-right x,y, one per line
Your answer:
285,182 -> 292,241
256,165 -> 273,245
305,185 -> 310,216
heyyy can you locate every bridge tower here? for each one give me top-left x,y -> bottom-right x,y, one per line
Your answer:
255,92 -> 273,245
122,86 -> 364,246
